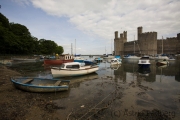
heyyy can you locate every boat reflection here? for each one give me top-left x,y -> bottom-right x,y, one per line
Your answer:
61,73 -> 99,88
110,64 -> 121,70
138,67 -> 151,76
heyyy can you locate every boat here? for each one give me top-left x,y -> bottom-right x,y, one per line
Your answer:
84,60 -> 96,65
74,56 -> 84,62
156,59 -> 169,66
94,57 -> 103,62
103,54 -> 114,59
138,56 -> 151,68
44,54 -> 74,65
153,37 -> 169,60
123,55 -> 141,59
110,64 -> 121,70
51,62 -> 99,78
11,77 -> 70,92
110,58 -> 122,65
168,56 -> 175,61
153,54 -> 169,60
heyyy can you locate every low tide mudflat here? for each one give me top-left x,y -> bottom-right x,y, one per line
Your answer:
0,56 -> 180,120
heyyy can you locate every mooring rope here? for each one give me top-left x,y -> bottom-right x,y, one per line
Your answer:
78,88 -> 117,120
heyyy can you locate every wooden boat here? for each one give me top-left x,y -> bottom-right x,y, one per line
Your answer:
11,77 -> 70,92
156,59 -> 169,66
51,62 -> 99,78
44,54 -> 74,65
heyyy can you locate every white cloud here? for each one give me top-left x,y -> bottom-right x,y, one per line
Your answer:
28,0 -> 180,42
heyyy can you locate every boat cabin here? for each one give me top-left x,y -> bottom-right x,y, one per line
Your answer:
60,62 -> 85,69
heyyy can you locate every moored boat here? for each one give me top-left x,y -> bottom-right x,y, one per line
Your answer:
156,59 -> 169,66
138,56 -> 151,68
110,58 -> 122,65
74,56 -> 84,62
123,55 -> 141,59
51,62 -> 99,78
11,77 -> 70,92
44,54 -> 74,65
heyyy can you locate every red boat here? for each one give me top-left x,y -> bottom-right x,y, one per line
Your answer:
44,54 -> 74,65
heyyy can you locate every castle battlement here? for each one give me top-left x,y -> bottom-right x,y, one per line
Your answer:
139,32 -> 157,34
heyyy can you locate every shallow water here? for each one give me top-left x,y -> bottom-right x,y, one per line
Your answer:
9,56 -> 180,119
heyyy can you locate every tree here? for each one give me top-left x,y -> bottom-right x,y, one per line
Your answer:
55,46 -> 64,55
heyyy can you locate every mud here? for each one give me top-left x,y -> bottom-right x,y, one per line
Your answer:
0,64 -> 178,120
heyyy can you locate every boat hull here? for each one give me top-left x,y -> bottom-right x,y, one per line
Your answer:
51,66 -> 99,78
11,77 -> 70,92
138,64 -> 150,68
44,59 -> 74,65
156,61 -> 169,66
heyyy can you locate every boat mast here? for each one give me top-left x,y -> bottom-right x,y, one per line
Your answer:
71,43 -> 73,55
111,39 -> 112,54
134,35 -> 135,55
75,39 -> 76,56
162,36 -> 163,54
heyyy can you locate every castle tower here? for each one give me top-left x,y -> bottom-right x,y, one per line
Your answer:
137,27 -> 143,40
114,31 -> 125,56
123,31 -> 127,43
115,31 -> 118,39
120,33 -> 123,39
177,33 -> 180,40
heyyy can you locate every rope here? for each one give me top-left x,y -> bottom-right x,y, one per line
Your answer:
78,89 -> 116,120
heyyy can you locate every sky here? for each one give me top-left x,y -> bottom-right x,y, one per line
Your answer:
1,0 -> 180,55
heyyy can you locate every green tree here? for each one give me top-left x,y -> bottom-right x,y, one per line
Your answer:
55,46 -> 64,55
0,13 -> 9,29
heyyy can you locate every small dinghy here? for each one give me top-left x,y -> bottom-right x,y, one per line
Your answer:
11,77 -> 70,92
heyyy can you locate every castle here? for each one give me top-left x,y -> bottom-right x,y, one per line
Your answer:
114,27 -> 180,56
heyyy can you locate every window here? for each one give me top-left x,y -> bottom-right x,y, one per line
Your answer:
66,64 -> 80,68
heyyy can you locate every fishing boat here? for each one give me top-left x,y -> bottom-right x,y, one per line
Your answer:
156,59 -> 169,66
11,77 -> 70,92
44,54 -> 74,65
138,56 -> 151,68
51,62 -> 99,78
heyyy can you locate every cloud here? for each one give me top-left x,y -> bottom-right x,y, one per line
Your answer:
27,0 -> 180,41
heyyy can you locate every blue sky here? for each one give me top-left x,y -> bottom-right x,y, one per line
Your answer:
1,0 -> 180,55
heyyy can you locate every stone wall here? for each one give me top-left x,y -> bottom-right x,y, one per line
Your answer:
114,27 -> 180,56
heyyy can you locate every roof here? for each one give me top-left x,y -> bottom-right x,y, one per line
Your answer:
63,62 -> 81,65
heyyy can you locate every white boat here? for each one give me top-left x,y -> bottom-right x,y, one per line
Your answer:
123,55 -> 141,59
51,62 -> 99,78
138,56 -> 151,68
153,55 -> 169,60
110,58 -> 122,65
156,59 -> 169,66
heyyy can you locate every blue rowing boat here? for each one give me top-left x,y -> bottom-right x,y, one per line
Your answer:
11,77 -> 70,92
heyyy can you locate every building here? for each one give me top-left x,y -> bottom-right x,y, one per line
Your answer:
114,27 -> 180,56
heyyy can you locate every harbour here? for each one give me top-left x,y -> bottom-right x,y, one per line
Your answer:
0,56 -> 180,119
